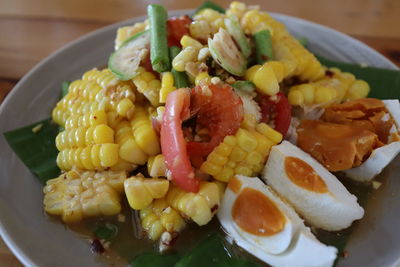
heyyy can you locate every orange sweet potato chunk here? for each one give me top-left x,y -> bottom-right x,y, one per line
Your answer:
297,120 -> 379,171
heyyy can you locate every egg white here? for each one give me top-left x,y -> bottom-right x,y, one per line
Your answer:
262,141 -> 364,231
218,175 -> 337,267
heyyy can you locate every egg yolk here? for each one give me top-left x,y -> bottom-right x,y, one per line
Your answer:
232,188 -> 286,236
284,156 -> 328,193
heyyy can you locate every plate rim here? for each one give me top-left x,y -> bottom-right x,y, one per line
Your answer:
0,9 -> 398,267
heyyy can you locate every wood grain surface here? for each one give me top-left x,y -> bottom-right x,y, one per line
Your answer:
0,0 -> 399,265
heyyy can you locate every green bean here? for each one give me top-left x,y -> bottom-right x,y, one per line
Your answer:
169,46 -> 190,88
253,29 -> 273,64
194,1 -> 225,15
148,4 -> 170,73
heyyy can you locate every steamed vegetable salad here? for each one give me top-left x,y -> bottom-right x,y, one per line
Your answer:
5,1 -> 400,266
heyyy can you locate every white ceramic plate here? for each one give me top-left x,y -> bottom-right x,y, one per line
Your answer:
0,10 -> 399,267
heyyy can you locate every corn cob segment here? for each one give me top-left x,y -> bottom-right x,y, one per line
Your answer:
43,169 -> 127,223
201,123 -> 282,182
159,72 -> 176,103
245,61 -> 285,96
140,198 -> 186,240
82,68 -> 119,90
166,181 -> 221,226
130,105 -> 160,156
132,68 -> 161,107
288,68 -> 370,107
124,176 -> 170,210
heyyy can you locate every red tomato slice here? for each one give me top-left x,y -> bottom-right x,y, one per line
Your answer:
161,88 -> 200,193
187,84 -> 244,159
257,92 -> 292,136
167,15 -> 192,47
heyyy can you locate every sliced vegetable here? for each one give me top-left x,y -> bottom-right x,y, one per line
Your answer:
187,83 -> 244,159
253,29 -> 273,64
148,4 -> 171,72
232,81 -> 256,93
257,92 -> 292,136
208,28 -> 247,77
170,46 -> 190,88
108,30 -> 150,80
225,15 -> 251,58
167,16 -> 192,47
161,88 -> 200,192
194,1 -> 225,15
4,118 -> 60,184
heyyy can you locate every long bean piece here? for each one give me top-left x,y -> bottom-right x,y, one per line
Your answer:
170,46 -> 190,88
148,4 -> 170,72
254,29 -> 273,64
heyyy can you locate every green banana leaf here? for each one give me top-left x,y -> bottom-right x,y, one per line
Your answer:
3,118 -> 60,184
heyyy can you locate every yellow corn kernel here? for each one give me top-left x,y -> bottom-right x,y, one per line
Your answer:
207,150 -> 229,166
180,35 -> 203,49
252,131 -> 274,156
298,84 -> 315,105
148,154 -> 167,178
236,128 -> 258,152
245,65 -> 262,81
346,80 -> 370,100
195,72 -> 211,86
288,89 -> 304,106
235,165 -> 253,176
213,142 -> 233,157
268,61 -> 285,82
256,123 -> 283,144
124,176 -> 169,210
189,20 -> 213,40
159,72 -> 176,103
200,161 -> 223,176
245,151 -> 263,165
252,63 -> 280,96
99,143 -> 119,167
229,146 -> 247,162
223,135 -> 237,147
314,86 -> 336,104
119,138 -> 148,165
93,124 -> 114,144
117,98 -> 134,117
226,1 -> 248,19
160,206 -> 186,233
214,167 -> 234,183
241,113 -> 257,130
172,47 -> 199,72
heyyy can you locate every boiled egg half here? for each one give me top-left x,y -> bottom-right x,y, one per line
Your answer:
344,99 -> 400,182
263,141 -> 364,231
218,175 -> 337,267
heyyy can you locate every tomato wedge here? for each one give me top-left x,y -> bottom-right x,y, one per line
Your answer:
167,15 -> 192,47
161,88 -> 200,193
187,83 -> 244,159
257,92 -> 292,136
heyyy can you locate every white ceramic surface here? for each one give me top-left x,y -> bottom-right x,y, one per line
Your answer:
0,10 -> 399,267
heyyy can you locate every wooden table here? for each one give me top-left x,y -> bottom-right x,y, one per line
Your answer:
0,0 -> 399,265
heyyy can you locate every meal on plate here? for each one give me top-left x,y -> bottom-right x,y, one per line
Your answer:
5,1 -> 400,266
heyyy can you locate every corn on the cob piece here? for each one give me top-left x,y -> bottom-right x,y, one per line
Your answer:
82,68 -> 119,90
172,46 -> 199,72
159,72 -> 176,103
166,181 -> 221,226
124,176 -> 169,210
193,8 -> 226,33
43,169 -> 127,223
114,120 -> 148,165
56,143 -> 119,171
64,110 -> 107,130
115,21 -> 149,50
245,61 -> 285,96
241,9 -> 324,82
130,105 -> 160,156
132,67 -> 161,107
288,68 -> 370,107
148,154 -> 167,178
140,198 -> 186,240
226,1 -> 249,20
189,20 -> 213,41
201,123 -> 282,182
